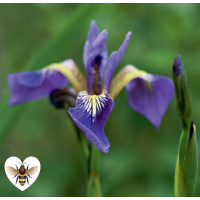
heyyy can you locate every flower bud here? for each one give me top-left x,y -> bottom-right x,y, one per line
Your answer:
173,55 -> 198,197
172,55 -> 192,130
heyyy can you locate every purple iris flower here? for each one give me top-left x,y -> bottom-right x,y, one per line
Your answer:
7,20 -> 175,153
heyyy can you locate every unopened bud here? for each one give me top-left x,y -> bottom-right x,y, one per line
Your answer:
172,55 -> 192,129
173,55 -> 198,197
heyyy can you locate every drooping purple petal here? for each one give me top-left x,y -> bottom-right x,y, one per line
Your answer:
68,90 -> 114,153
126,74 -> 175,129
104,32 -> 132,92
8,68 -> 68,105
18,71 -> 45,87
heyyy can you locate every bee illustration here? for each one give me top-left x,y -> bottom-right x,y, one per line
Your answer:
6,162 -> 39,186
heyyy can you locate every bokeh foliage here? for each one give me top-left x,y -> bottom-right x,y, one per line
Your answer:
0,3 -> 199,197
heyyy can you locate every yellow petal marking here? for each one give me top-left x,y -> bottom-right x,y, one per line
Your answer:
47,59 -> 86,92
109,64 -> 148,99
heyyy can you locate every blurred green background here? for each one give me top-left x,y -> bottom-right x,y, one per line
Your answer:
0,3 -> 199,197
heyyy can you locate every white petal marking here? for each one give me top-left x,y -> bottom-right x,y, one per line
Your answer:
76,90 -> 110,122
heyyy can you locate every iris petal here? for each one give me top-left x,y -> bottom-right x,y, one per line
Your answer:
83,20 -> 99,68
18,70 -> 45,87
104,32 -> 132,92
86,30 -> 108,94
126,74 -> 175,129
68,90 -> 114,153
53,59 -> 86,92
90,29 -> 108,73
109,65 -> 147,99
83,20 -> 108,95
87,29 -> 108,76
8,68 -> 68,105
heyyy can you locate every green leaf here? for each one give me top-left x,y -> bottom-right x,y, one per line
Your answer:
174,124 -> 198,197
183,126 -> 198,197
174,154 -> 188,197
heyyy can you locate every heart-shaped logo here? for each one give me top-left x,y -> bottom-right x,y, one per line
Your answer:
5,156 -> 41,191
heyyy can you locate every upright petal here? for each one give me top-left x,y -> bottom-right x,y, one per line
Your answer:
126,74 -> 175,129
86,30 -> 108,94
86,29 -> 108,75
83,20 -> 99,68
8,68 -> 68,105
68,90 -> 114,153
83,21 -> 108,95
104,32 -> 132,92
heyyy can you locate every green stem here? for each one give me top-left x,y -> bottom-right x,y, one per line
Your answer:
64,104 -> 89,177
63,100 -> 101,196
87,143 -> 101,197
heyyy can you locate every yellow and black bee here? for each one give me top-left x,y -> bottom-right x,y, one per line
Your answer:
6,162 -> 39,186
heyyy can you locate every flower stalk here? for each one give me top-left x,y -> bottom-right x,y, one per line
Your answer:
173,55 -> 198,197
50,88 -> 89,177
87,143 -> 101,197
64,103 -> 89,177
50,87 -> 102,197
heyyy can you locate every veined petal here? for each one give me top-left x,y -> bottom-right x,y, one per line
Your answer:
68,90 -> 114,153
109,64 -> 147,99
8,68 -> 68,105
104,32 -> 132,92
126,73 -> 175,129
48,59 -> 86,92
